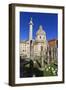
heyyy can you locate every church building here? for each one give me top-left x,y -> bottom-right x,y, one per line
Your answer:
20,18 -> 58,65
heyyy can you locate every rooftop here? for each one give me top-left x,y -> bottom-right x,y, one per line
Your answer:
48,39 -> 58,47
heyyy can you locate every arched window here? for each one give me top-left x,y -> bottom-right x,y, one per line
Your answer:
40,36 -> 41,39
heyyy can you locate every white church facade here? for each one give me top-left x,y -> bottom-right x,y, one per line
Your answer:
20,18 -> 58,65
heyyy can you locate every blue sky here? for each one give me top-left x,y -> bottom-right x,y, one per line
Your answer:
20,12 -> 58,41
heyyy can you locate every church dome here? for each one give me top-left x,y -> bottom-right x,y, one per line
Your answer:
36,25 -> 45,35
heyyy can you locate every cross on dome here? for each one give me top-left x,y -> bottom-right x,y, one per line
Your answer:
39,25 -> 43,30
36,25 -> 45,35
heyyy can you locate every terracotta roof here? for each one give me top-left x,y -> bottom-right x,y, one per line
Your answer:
48,39 -> 58,47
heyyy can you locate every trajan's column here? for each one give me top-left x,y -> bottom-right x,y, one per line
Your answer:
29,18 -> 33,40
29,18 -> 33,59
